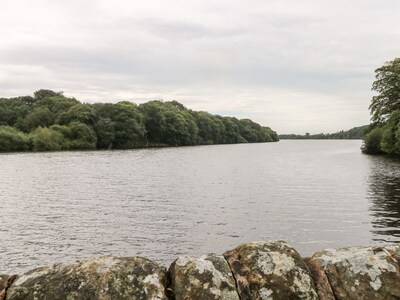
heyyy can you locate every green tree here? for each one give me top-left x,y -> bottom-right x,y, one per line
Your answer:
93,118 -> 115,149
370,58 -> 400,123
57,104 -> 98,126
20,107 -> 54,132
31,127 -> 68,151
362,127 -> 384,154
0,90 -> 278,152
140,101 -> 199,146
34,89 -> 62,101
220,117 -> 240,143
0,97 -> 30,127
380,110 -> 400,155
67,122 -> 97,150
162,110 -> 191,146
111,102 -> 146,149
239,119 -> 260,142
0,126 -> 30,152
192,111 -> 219,144
139,101 -> 167,144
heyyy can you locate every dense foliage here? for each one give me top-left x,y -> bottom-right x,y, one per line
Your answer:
0,90 -> 278,152
362,58 -> 400,155
279,125 -> 368,140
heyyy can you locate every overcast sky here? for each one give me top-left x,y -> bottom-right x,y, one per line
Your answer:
1,0 -> 399,134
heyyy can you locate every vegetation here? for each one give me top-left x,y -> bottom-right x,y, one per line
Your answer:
279,125 -> 368,140
362,58 -> 400,155
0,90 -> 278,152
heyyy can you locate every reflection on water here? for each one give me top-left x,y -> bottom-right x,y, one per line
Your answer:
1,140 -> 400,274
367,155 -> 400,242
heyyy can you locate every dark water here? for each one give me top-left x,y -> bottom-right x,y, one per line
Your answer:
1,140 -> 400,274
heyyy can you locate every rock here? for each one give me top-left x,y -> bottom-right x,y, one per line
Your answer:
310,246 -> 400,299
170,254 -> 239,300
6,256 -> 168,300
304,258 -> 335,300
0,275 -> 9,293
0,275 -> 16,300
223,240 -> 318,300
385,245 -> 400,261
0,275 -> 9,300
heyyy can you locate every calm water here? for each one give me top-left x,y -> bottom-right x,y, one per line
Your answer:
1,140 -> 400,274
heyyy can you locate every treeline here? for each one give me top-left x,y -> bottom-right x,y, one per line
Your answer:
279,125 -> 368,140
0,90 -> 278,152
362,58 -> 400,155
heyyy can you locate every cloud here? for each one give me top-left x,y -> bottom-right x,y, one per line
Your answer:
1,0 -> 399,133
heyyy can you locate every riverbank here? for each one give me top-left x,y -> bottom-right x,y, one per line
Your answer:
2,240 -> 399,299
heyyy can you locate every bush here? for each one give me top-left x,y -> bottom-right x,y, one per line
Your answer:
31,127 -> 68,151
380,110 -> 400,155
0,126 -> 31,152
361,127 -> 384,154
68,122 -> 97,150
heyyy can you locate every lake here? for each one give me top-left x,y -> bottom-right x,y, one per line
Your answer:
1,140 -> 400,274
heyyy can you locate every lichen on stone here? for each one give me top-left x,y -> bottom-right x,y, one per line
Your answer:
224,240 -> 318,300
312,246 -> 400,299
259,287 -> 273,300
6,256 -> 168,300
170,254 -> 239,300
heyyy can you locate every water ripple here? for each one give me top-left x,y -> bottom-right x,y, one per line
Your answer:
0,140 -> 400,274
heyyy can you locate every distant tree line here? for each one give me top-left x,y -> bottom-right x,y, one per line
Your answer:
362,58 -> 400,155
0,90 -> 278,152
279,125 -> 368,140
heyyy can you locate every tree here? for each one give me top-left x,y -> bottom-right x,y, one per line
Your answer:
162,110 -> 191,146
380,110 -> 400,155
370,58 -> 400,123
220,117 -> 240,143
139,101 -> 167,144
362,127 -> 384,154
34,89 -> 62,101
0,90 -> 278,152
239,119 -> 259,143
20,107 -> 54,132
111,102 -> 146,149
67,122 -> 97,150
0,126 -> 30,151
31,127 -> 68,151
192,111 -> 219,144
93,118 -> 115,149
0,97 -> 30,127
57,104 -> 98,126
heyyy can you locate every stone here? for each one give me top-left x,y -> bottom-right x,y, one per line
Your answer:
0,275 -> 16,300
304,258 -> 335,300
385,244 -> 400,261
0,275 -> 9,300
310,246 -> 400,299
223,240 -> 318,300
170,254 -> 239,300
6,256 -> 168,300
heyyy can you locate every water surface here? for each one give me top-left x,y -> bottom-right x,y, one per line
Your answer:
1,140 -> 400,273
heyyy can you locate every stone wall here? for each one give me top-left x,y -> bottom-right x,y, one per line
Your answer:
1,241 -> 400,299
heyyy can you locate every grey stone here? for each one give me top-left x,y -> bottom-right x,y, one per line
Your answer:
6,256 -> 168,300
170,254 -> 239,300
311,246 -> 400,300
223,240 -> 318,300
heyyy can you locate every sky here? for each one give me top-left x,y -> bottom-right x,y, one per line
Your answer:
1,0 -> 400,134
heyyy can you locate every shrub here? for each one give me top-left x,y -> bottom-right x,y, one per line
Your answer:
362,127 -> 384,154
0,126 -> 31,152
31,127 -> 68,151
